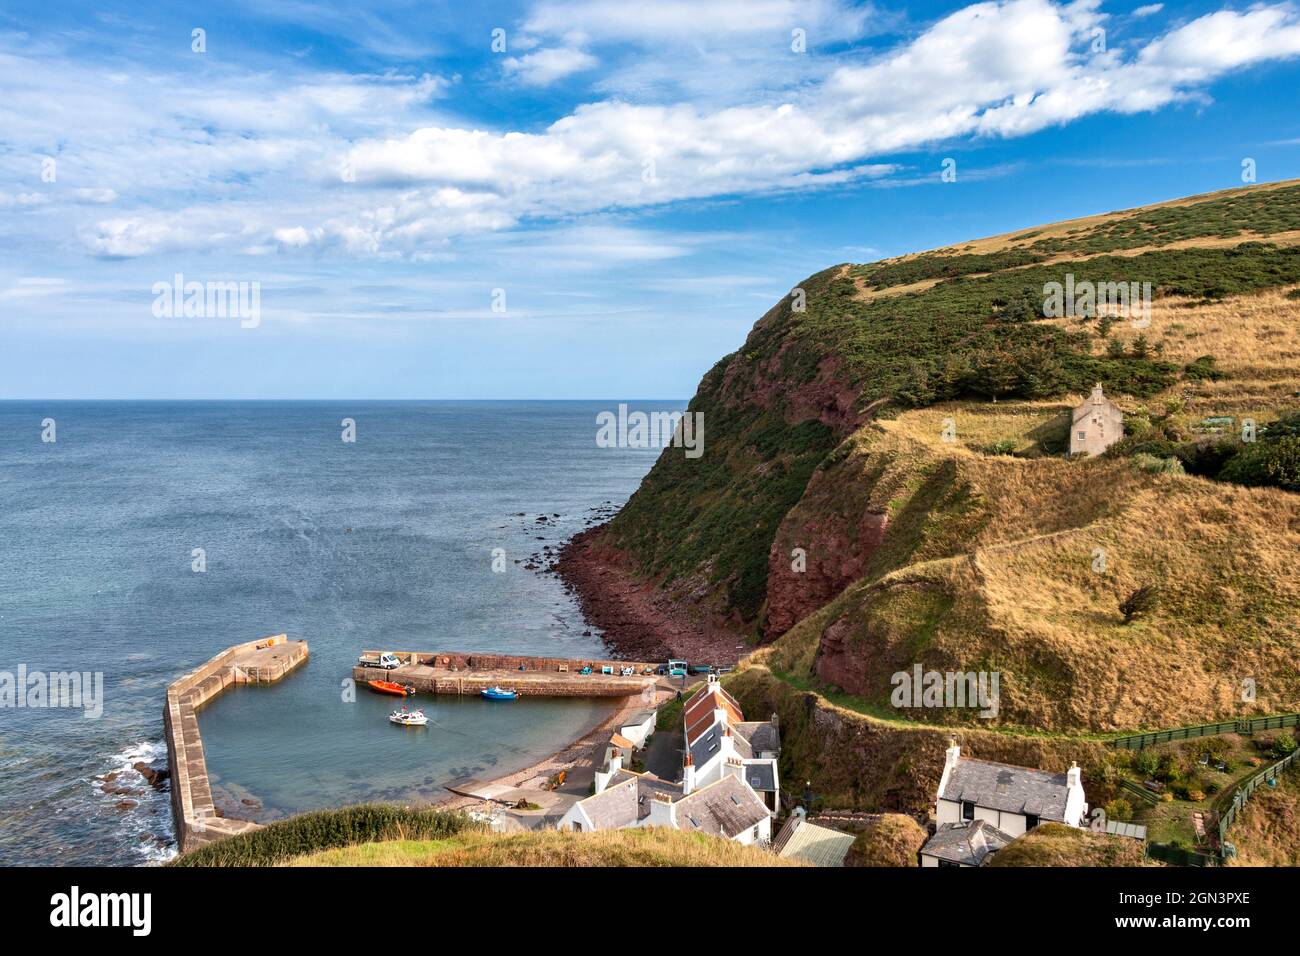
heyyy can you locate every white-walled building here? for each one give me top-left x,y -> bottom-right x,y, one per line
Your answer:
919,820 -> 1013,867
934,743 -> 1087,837
557,675 -> 780,844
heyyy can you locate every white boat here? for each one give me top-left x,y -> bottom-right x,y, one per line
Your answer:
389,708 -> 428,726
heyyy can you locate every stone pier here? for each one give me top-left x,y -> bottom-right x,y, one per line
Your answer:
351,649 -> 664,699
163,634 -> 309,854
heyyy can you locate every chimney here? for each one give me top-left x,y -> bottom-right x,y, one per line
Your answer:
944,741 -> 961,773
771,712 -> 779,730
594,747 -> 623,794
1091,383 -> 1104,404
683,752 -> 696,795
724,756 -> 744,781
1067,761 -> 1081,790
648,792 -> 676,829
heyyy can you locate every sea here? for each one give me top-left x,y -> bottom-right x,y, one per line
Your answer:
0,400 -> 678,866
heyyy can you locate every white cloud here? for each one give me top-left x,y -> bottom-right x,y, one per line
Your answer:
503,46 -> 599,85
1132,4 -> 1164,17
6,1 -> 1300,261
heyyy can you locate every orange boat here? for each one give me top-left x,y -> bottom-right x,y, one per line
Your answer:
368,679 -> 414,697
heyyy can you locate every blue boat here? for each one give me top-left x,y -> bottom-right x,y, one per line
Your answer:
481,686 -> 518,701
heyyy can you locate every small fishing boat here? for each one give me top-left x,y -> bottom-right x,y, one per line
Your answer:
368,679 -> 415,697
480,686 -> 518,701
389,708 -> 428,726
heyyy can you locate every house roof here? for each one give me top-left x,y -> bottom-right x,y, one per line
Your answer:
598,770 -> 687,821
941,757 -> 1071,821
674,774 -> 770,839
921,820 -> 1013,866
609,733 -> 635,750
621,709 -> 657,730
684,682 -> 743,745
576,776 -> 640,830
734,720 -> 780,755
743,760 -> 778,793
773,818 -> 854,867
688,717 -> 728,769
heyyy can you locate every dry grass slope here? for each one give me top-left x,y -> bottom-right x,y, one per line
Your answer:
286,827 -> 803,868
986,823 -> 1152,867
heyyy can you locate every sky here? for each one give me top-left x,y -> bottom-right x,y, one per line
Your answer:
3,0 -> 1300,399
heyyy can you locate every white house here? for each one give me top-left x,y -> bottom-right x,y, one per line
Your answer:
558,675 -> 780,844
934,743 -> 1088,838
683,676 -> 781,811
1070,383 -> 1124,457
618,709 -> 657,750
919,820 -> 1013,867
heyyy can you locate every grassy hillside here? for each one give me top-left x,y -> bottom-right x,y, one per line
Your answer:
286,828 -> 801,867
602,180 -> 1300,637
1227,763 -> 1300,866
762,402 -> 1300,732
986,823 -> 1151,867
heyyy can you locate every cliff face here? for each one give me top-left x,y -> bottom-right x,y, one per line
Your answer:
576,180 -> 1300,734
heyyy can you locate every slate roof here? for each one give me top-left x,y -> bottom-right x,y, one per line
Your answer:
604,770 -> 685,821
577,776 -> 640,830
743,760 -> 777,793
921,820 -> 1013,866
688,717 -> 727,769
674,774 -> 770,839
621,709 -> 657,730
774,818 -> 854,867
941,757 -> 1071,821
734,720 -> 780,755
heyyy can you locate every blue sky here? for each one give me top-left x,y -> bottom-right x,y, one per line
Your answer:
3,0 -> 1300,399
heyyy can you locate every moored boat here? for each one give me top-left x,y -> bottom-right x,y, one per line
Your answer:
368,679 -> 415,697
480,686 -> 518,700
389,708 -> 428,726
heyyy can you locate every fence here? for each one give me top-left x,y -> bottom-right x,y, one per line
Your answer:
1145,842 -> 1218,867
1215,746 -> 1300,850
1109,713 -> 1300,751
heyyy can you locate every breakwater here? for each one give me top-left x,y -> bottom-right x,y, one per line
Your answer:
163,635 -> 309,854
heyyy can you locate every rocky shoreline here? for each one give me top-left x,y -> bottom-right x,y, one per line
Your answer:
555,524 -> 750,667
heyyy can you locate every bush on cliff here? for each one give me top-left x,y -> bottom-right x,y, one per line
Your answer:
843,814 -> 928,867
170,804 -> 482,867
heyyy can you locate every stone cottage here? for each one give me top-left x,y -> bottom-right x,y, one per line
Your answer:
1070,384 -> 1124,457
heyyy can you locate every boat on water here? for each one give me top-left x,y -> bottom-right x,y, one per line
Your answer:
480,686 -> 518,701
368,679 -> 415,697
389,708 -> 428,726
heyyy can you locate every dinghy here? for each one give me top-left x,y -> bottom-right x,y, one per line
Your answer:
480,686 -> 518,700
368,679 -> 415,697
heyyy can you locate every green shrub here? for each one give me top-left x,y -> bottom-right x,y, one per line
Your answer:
1218,436 -> 1300,492
1132,453 -> 1184,475
1105,798 -> 1134,822
1134,750 -> 1160,778
170,804 -> 482,867
1270,733 -> 1298,759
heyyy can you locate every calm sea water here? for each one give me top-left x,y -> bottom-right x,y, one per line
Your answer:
0,401 -> 676,866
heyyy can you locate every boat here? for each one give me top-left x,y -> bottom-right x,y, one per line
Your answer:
368,679 -> 415,697
480,686 -> 518,701
389,708 -> 428,726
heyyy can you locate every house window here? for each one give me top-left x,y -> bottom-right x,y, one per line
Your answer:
937,859 -> 960,868
572,821 -> 583,832
961,801 -> 975,821
1077,431 -> 1086,440
1025,813 -> 1039,831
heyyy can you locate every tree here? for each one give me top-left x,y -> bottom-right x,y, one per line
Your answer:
1119,584 -> 1160,624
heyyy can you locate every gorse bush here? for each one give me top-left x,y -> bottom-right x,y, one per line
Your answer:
170,804 -> 482,867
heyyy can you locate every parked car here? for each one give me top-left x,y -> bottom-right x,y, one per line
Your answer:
667,659 -> 689,677
358,652 -> 402,670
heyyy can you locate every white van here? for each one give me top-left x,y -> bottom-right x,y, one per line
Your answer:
358,652 -> 402,670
